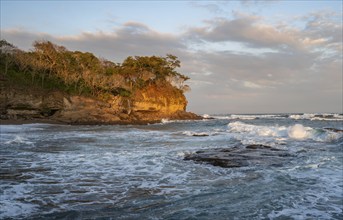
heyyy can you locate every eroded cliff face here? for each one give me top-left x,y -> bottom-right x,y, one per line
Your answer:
132,83 -> 186,113
0,88 -> 65,120
0,84 -> 200,124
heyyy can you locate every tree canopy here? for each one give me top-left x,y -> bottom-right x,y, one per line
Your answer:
0,39 -> 190,97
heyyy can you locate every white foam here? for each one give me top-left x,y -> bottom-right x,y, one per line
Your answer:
200,114 -> 288,120
228,121 -> 342,142
289,113 -> 316,120
4,135 -> 33,145
289,113 -> 343,121
202,114 -> 211,119
228,121 -> 285,137
230,114 -> 257,120
161,118 -> 170,124
160,118 -> 194,124
287,124 -> 311,140
182,131 -> 210,137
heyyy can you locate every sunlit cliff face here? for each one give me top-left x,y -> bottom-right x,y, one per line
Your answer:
1,82 -> 191,123
132,83 -> 187,113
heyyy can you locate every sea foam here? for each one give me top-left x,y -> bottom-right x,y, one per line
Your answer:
287,124 -> 311,139
289,113 -> 343,121
4,135 -> 34,145
228,121 -> 341,142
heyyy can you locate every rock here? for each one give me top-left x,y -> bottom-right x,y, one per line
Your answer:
324,128 -> 343,133
245,144 -> 283,151
132,84 -> 187,114
1,85 -> 201,124
42,91 -> 65,110
184,145 -> 293,168
169,110 -> 203,120
118,113 -> 130,120
192,133 -> 209,137
7,109 -> 41,119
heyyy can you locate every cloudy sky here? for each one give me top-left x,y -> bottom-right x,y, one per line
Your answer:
1,0 -> 342,114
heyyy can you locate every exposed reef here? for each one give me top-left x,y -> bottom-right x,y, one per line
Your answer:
184,144 -> 293,168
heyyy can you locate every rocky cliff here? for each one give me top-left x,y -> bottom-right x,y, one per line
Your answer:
0,83 -> 201,124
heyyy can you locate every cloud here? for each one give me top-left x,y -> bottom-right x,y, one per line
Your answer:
189,1 -> 229,14
186,10 -> 342,58
1,29 -> 54,50
240,0 -> 280,6
1,9 -> 342,113
2,22 -> 185,62
186,14 -> 312,52
189,0 -> 278,15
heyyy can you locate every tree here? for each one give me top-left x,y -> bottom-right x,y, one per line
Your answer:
14,51 -> 36,83
0,39 -> 17,75
165,54 -> 180,70
2,39 -> 192,99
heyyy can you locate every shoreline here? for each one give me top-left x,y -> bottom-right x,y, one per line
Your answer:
0,117 -> 203,126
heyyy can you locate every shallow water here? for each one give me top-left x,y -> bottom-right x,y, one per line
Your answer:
1,114 -> 342,219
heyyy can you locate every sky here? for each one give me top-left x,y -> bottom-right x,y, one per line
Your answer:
1,0 -> 342,114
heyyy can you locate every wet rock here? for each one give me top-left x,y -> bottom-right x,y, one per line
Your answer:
169,110 -> 203,120
191,133 -> 209,137
324,128 -> 343,133
184,144 -> 292,168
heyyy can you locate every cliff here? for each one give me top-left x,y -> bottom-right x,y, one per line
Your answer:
0,83 -> 201,125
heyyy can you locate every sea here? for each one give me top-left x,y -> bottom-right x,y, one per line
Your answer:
1,113 -> 342,219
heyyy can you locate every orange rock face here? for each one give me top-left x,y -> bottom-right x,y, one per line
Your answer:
1,84 -> 200,124
132,83 -> 187,114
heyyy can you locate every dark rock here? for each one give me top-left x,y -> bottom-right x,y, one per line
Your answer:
324,128 -> 343,133
192,133 -> 209,137
246,144 -> 283,151
184,145 -> 292,168
246,144 -> 272,150
169,110 -> 203,120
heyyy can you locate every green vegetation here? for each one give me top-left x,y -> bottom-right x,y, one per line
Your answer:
0,39 -> 190,98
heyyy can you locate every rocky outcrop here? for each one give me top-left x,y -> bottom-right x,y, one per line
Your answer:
0,88 -> 65,120
324,128 -> 343,133
184,144 -> 293,168
0,85 -> 201,124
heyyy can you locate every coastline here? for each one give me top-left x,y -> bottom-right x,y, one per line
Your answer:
0,115 -> 203,126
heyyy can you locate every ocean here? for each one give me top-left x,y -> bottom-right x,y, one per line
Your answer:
1,113 -> 342,219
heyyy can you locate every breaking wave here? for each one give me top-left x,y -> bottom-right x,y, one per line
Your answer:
228,121 -> 342,142
182,131 -> 213,137
289,113 -> 343,121
203,114 -> 287,120
4,135 -> 34,145
202,113 -> 343,121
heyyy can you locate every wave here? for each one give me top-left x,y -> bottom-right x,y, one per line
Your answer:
202,114 -> 212,119
289,113 -> 343,121
227,121 -> 342,142
160,118 -> 195,124
161,118 -> 171,124
202,113 -> 343,121
182,131 -> 211,137
4,135 -> 34,145
203,114 -> 286,120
